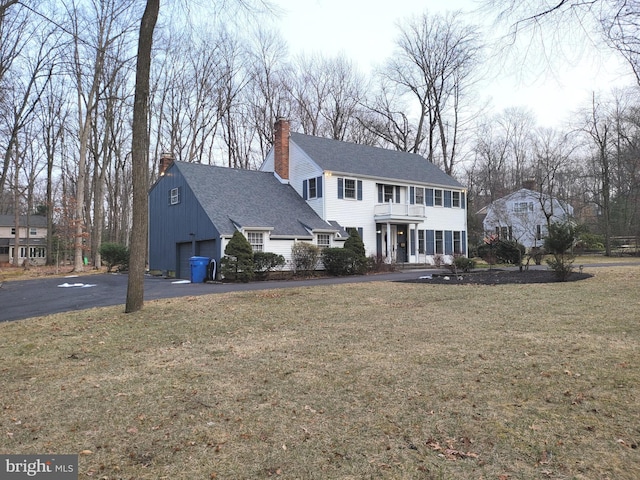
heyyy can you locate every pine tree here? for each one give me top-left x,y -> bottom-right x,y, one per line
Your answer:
220,231 -> 254,282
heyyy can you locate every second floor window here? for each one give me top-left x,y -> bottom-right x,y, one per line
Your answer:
514,202 -> 533,213
434,189 -> 443,206
452,191 -> 461,208
344,179 -> 356,199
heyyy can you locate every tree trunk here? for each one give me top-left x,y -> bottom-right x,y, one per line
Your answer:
125,0 -> 159,313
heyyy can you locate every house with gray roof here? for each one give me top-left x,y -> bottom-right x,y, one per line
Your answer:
148,119 -> 468,279
0,214 -> 48,266
481,187 -> 573,249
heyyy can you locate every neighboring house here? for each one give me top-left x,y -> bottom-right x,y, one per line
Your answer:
481,188 -> 573,249
149,119 -> 468,279
0,214 -> 48,266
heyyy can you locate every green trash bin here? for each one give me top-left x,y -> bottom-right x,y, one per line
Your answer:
190,256 -> 209,283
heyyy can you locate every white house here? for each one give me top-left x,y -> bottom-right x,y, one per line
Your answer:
260,119 -> 468,264
481,188 -> 573,249
148,119 -> 468,278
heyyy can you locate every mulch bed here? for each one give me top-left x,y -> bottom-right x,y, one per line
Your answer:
400,269 -> 594,285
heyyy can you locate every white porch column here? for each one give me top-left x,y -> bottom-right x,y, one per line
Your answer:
386,222 -> 391,263
412,223 -> 419,263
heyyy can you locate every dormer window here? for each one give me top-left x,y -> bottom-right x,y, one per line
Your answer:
514,202 -> 533,213
308,178 -> 317,198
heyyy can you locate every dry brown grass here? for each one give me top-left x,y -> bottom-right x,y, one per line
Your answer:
1,266 -> 639,479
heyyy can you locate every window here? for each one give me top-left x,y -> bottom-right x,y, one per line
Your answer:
434,189 -> 443,206
453,231 -> 461,253
169,187 -> 180,205
308,178 -> 317,198
500,226 -> 509,240
30,228 -> 37,235
536,224 -> 542,240
514,202 -> 533,213
29,247 -> 45,258
452,191 -> 461,208
317,233 -> 330,249
11,227 -> 15,235
344,179 -> 356,199
338,178 -> 361,200
425,188 -> 434,206
435,230 -> 444,254
247,232 -> 264,252
0,246 -> 8,254
415,187 -> 424,205
418,230 -> 425,254
384,185 -> 394,202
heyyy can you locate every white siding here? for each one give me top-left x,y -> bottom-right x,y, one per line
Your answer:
483,189 -> 573,248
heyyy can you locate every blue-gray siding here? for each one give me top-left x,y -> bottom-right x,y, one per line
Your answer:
149,166 -> 220,277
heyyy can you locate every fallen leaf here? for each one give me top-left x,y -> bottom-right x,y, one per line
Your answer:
80,450 -> 93,455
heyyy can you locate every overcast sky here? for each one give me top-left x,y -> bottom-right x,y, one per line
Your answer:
269,0 -> 635,128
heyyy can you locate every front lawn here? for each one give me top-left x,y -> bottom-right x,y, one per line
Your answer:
1,266 -> 639,479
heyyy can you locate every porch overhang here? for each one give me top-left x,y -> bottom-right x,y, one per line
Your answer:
374,214 -> 425,223
374,203 -> 425,224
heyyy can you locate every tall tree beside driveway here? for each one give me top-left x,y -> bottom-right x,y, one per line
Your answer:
125,0 -> 159,313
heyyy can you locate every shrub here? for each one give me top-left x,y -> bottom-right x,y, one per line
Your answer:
368,254 -> 395,273
343,229 -> 368,274
448,254 -> 476,273
253,251 -> 285,280
322,248 -> 354,276
544,222 -> 577,281
99,243 -> 129,272
220,231 -> 254,282
576,232 -> 605,252
478,238 -> 525,265
291,242 -> 320,274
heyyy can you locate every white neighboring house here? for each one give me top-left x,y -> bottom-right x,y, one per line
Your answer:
481,188 -> 573,249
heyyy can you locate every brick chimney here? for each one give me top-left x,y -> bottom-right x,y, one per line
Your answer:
274,118 -> 290,180
159,152 -> 174,176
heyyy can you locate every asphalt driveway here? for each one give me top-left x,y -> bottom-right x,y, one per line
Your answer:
0,269 -> 429,323
2,261 -> 636,323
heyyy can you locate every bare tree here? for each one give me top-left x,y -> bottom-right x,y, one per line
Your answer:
65,0 -> 139,272
376,10 -> 482,175
582,93 -> 613,255
245,27 -> 291,159
126,0 -> 159,313
484,0 -> 640,86
531,127 -> 577,228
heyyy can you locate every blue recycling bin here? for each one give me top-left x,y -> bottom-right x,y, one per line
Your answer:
190,256 -> 209,283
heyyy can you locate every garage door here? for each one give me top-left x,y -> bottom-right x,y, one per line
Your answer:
176,240 -> 217,280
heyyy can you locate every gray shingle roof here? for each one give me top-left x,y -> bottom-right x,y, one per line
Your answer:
0,214 -> 47,227
290,132 -> 463,189
175,162 -> 334,237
